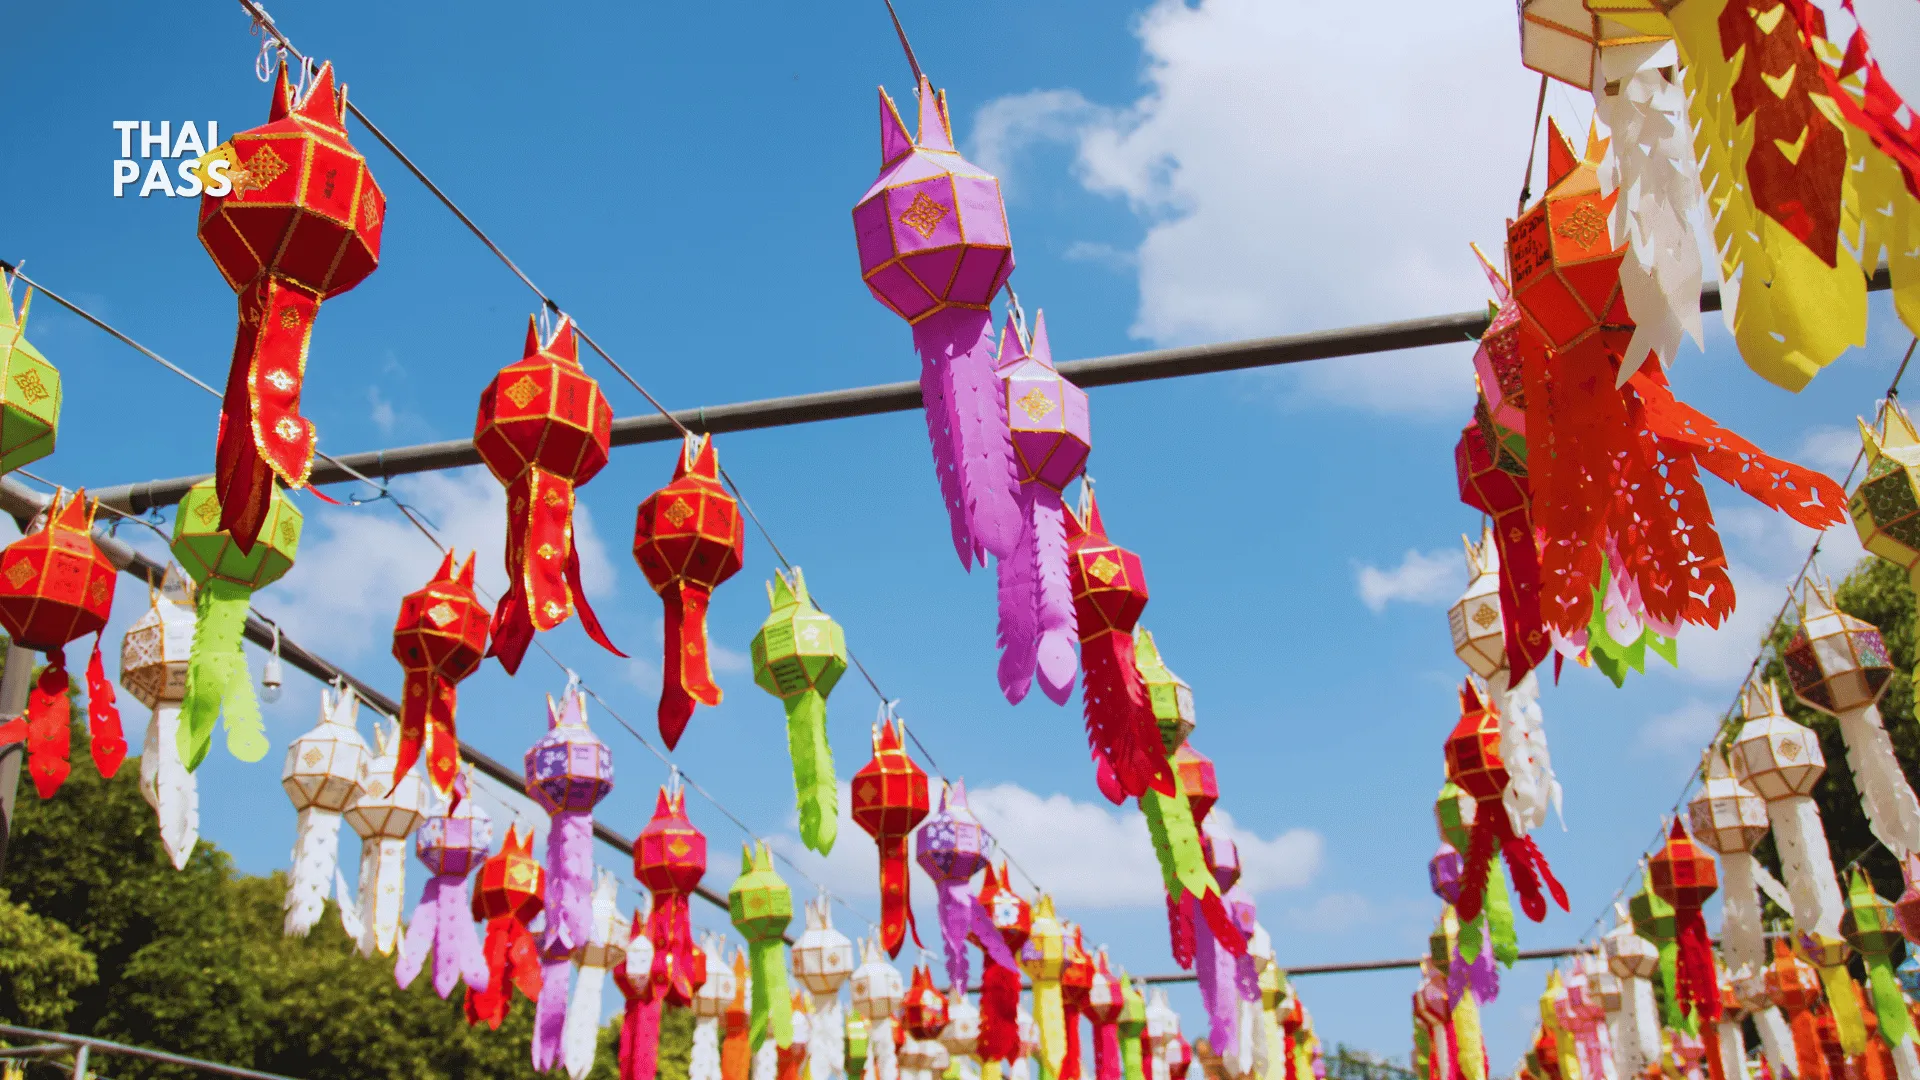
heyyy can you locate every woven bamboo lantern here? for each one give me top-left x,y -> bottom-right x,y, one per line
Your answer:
281,682 -> 370,936
343,718 -> 428,957
1449,525 -> 1506,679
122,564 -> 199,870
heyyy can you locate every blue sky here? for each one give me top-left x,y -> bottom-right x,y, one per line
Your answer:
9,0 -> 1920,1068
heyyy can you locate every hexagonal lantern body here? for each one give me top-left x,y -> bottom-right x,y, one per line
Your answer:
1850,402 -> 1920,583
1430,844 -> 1465,905
1729,680 -> 1826,800
752,567 -> 848,705
1518,0 -> 1672,90
0,489 -> 115,653
1603,905 -> 1659,981
473,317 -> 612,493
1449,525 -> 1506,679
692,935 -> 736,1020
281,684 -> 369,815
344,722 -> 429,843
1584,953 -> 1622,1013
524,687 -> 613,815
1135,630 -> 1195,755
1174,743 -> 1217,826
1687,748 -> 1770,855
1470,247 -> 1527,438
472,824 -> 546,925
916,778 -> 994,885
415,791 -> 492,879
979,862 -> 1032,954
636,784 -> 707,899
0,283 -> 61,476
1067,493 -> 1148,643
1434,782 -> 1477,853
121,565 -> 196,708
1019,893 -> 1065,984
793,896 -> 855,997
170,479 -> 301,590
1083,951 -> 1125,1026
1506,119 -> 1630,358
941,991 -> 981,1059
997,312 -> 1089,492
1896,854 -> 1920,946
1782,582 -> 1892,716
1649,820 -> 1718,911
390,551 -> 490,795
850,936 -> 905,1023
728,840 -> 793,946
1766,938 -> 1822,1012
853,78 -> 1013,324
1841,867 -> 1904,960
1444,682 -> 1508,804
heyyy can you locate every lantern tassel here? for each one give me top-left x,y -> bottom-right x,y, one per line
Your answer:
465,913 -> 544,1029
393,670 -> 453,799
1033,486 -> 1078,704
1193,909 -> 1238,1060
356,836 -> 410,956
749,935 -> 795,1052
659,582 -> 721,751
216,276 -> 319,552
139,701 -> 199,870
0,661 -> 73,800
534,951 -> 571,1070
809,998 -> 843,1080
179,578 -> 266,770
693,1016 -> 724,1080
996,486 -> 1040,704
648,892 -> 697,1006
564,877 -> 618,1080
84,636 -> 125,778
1791,1006 -> 1825,1080
283,806 -> 344,937
547,810 -> 597,953
785,691 -> 838,856
396,871 -> 489,999
1093,1016 -> 1122,1080
912,307 -> 1021,568
1165,895 -> 1195,970
934,876 -> 973,991
488,471 -> 625,676
877,833 -> 922,957
1673,908 -> 1721,1023
1837,705 -> 1920,859
979,961 -> 1022,1063
1080,634 -> 1176,803
623,991 -> 665,1080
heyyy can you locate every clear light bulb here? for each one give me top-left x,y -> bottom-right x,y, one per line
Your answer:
261,625 -> 284,703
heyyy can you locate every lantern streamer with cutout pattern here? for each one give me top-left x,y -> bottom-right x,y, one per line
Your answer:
121,564 -> 199,869
752,567 -> 846,856
390,550 -> 488,802
280,682 -> 369,937
851,708 -> 929,957
465,824 -> 546,1030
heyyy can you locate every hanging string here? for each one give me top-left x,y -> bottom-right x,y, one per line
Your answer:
1517,73 -> 1549,215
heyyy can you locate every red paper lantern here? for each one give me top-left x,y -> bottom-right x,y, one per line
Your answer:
0,489 -> 123,797
197,62 -> 383,548
1454,406 -> 1549,682
1061,924 -> 1096,1080
632,434 -> 745,750
636,781 -> 707,1006
474,315 -> 623,673
390,551 -> 489,800
975,862 -> 1030,1063
1444,680 -> 1567,924
851,713 -> 929,957
1649,818 -> 1721,1023
1066,490 -> 1176,803
1172,742 -> 1218,826
901,962 -> 950,1040
465,824 -> 547,1029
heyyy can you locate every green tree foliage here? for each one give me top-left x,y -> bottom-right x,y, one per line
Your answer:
0,718 -> 697,1079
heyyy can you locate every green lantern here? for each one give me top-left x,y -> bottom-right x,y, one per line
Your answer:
0,282 -> 61,475
1134,628 -> 1194,754
170,478 -> 301,769
1842,867 -> 1915,1046
751,568 -> 847,856
845,1012 -> 870,1080
1629,866 -> 1687,1034
1118,973 -> 1148,1080
729,841 -> 794,1053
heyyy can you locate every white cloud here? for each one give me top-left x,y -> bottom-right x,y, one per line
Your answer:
255,468 -> 619,660
1796,426 -> 1864,480
769,779 -> 1320,913
1354,548 -> 1465,613
368,387 -> 397,434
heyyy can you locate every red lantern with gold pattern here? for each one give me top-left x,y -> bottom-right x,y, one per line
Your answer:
1060,924 -> 1096,1080
901,962 -> 950,1040
390,551 -> 489,800
0,488 -> 123,798
465,824 -> 546,1029
1172,742 -> 1217,826
636,779 -> 707,1006
1454,402 -> 1549,682
975,861 -> 1030,1063
198,62 -> 384,548
851,712 -> 929,958
1650,818 -> 1720,1023
1445,680 -> 1567,925
1066,488 -> 1175,804
633,434 -> 745,750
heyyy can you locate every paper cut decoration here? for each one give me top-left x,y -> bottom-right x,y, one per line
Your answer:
474,315 -> 622,673
1649,819 -> 1720,1023
0,488 -> 121,798
851,708 -> 929,957
466,824 -> 547,1030
731,842 -> 795,1054
634,434 -> 745,749
563,869 -> 623,1080
1445,682 -> 1567,926
1842,867 -> 1920,1077
975,863 -> 1030,1065
1453,408 -> 1549,683
851,936 -> 905,1080
0,279 -> 61,476
528,685 -> 615,1068
396,782 -> 491,999
753,568 -> 847,855
1602,905 -> 1661,1078
794,897 -> 854,1080
637,777 -> 707,1006
1021,894 -> 1068,1079
197,61 -> 382,545
281,682 -> 369,936
390,551 -> 488,800
121,564 -> 200,868
344,717 -> 429,956
170,477 -> 299,769
995,311 -> 1088,704
853,72 -> 1016,569
916,779 -> 1014,993
1065,489 -> 1176,803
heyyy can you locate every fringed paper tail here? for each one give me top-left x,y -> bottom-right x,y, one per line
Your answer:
1838,706 -> 1920,858
809,998 -> 844,1080
749,936 -> 795,1052
979,962 -> 1023,1063
179,578 -> 263,770
648,892 -> 699,1006
547,810 -> 597,953
394,669 -> 455,799
997,485 -> 1040,703
1032,486 -> 1077,704
358,836 -> 409,957
785,692 -> 837,855
914,307 -> 1021,564
693,1017 -> 724,1080
2,659 -> 72,799
1093,1021 -> 1122,1080
140,703 -> 200,870
1166,894 -> 1196,970
1033,985 -> 1066,1079
1080,633 -> 1175,802
1194,911 -> 1237,1060
466,916 -> 542,1029
397,873 -> 488,997
935,876 -> 973,991
85,636 -> 125,777
564,963 -> 609,1080
217,276 -> 319,551
534,950 -> 572,1070
623,993 -> 665,1080
284,807 -> 342,936
1673,909 -> 1721,1023
660,582 -> 720,750
877,833 -> 919,957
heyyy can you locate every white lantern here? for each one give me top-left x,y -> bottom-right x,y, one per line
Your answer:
851,935 -> 904,1022
281,682 -> 370,937
563,869 -> 623,1080
940,989 -> 980,1060
1603,904 -> 1658,981
121,564 -> 199,871
341,717 -> 429,956
1518,0 -> 1671,91
1687,749 -> 1770,856
1447,525 -> 1505,679
795,895 -> 856,995
691,935 -> 737,1080
1729,679 -> 1825,800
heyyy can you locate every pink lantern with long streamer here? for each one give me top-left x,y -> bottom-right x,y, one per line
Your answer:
396,781 -> 491,999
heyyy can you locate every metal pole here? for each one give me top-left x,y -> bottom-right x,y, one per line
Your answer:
87,267 -> 1894,515
69,1044 -> 88,1080
0,1023 -> 304,1080
0,628 -> 38,881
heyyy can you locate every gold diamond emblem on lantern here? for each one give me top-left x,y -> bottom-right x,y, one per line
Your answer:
12,370 -> 48,406
232,144 -> 288,194
504,375 -> 541,409
1015,388 -> 1056,422
664,497 -> 695,528
426,602 -> 457,628
1472,605 -> 1498,629
1448,525 -> 1507,679
1088,555 -> 1121,584
900,192 -> 949,240
3,561 -> 31,588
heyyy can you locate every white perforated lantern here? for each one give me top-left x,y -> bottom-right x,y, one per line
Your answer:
1519,0 -> 1671,90
1603,904 -> 1659,981
1783,582 -> 1893,717
850,935 -> 905,1022
1687,748 -> 1771,855
120,564 -> 195,707
694,934 -> 738,1020
1729,679 -> 1826,801
283,685 -> 371,814
794,895 -> 856,996
1448,525 -> 1506,678
1583,951 -> 1622,1013
627,906 -> 657,982
341,719 -> 431,955
940,990 -> 980,1059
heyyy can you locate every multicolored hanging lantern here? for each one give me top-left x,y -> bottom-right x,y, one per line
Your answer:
851,936 -> 905,1080
1449,526 -> 1506,680
1766,937 -> 1829,1080
1085,950 -> 1126,1080
850,708 -> 929,957
1453,401 -> 1549,684
169,477 -> 299,769
390,550 -> 488,800
562,869 -> 623,1080
396,782 -> 491,999
976,862 -> 1030,1065
1854,401 -> 1920,590
613,907 -> 664,1080
0,488 -> 122,798
121,563 -> 199,870
901,960 -> 952,1080
633,433 -> 745,749
1648,818 -> 1720,1023
794,897 -> 853,1080
343,717 -> 429,957
1141,736 -> 1241,970
916,778 -> 1011,992
636,777 -> 707,1006
465,824 -> 547,1030
473,314 -> 622,673
1841,867 -> 1920,1073
0,277 -> 61,476
1686,748 -> 1772,994
1602,904 -> 1660,1078
1066,488 -> 1176,802
1444,681 -> 1566,925
752,567 -> 847,855
941,988 -> 982,1070
693,933 -> 736,1080
730,841 -> 795,1055
1061,924 -> 1097,1080
527,684 -> 615,1069
1022,894 -> 1068,1080
1135,630 -> 1194,754
995,310 -> 1088,705
197,61 -> 381,545
280,682 -> 369,936
853,70 -> 1017,569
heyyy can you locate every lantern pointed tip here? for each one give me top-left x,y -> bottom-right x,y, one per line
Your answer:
1029,310 -> 1053,369
292,61 -> 344,128
1543,117 -> 1579,189
997,312 -> 1029,372
878,86 -> 914,166
915,77 -> 955,153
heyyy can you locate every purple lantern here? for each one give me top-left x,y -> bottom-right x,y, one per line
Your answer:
853,74 -> 1019,572
914,779 -> 1015,990
396,782 -> 492,999
524,685 -> 614,1070
994,311 -> 1091,706
1429,844 -> 1464,905
1192,817 -> 1250,1057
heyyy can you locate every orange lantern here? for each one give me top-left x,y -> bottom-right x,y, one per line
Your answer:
1649,818 -> 1720,1023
